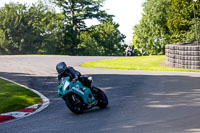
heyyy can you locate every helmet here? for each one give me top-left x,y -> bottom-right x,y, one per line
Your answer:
56,62 -> 67,75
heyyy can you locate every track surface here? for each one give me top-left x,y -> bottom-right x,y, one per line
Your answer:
0,56 -> 200,133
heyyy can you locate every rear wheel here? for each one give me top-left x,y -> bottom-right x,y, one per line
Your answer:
93,87 -> 108,108
65,93 -> 84,114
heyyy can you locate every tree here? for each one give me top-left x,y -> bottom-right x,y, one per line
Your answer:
132,0 -> 171,55
33,12 -> 65,54
0,2 -> 64,54
0,3 -> 27,54
167,0 -> 200,43
77,31 -> 100,55
0,28 -> 6,54
0,0 -> 125,55
78,17 -> 126,55
54,0 -> 109,54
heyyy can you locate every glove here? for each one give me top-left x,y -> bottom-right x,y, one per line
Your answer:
71,77 -> 78,83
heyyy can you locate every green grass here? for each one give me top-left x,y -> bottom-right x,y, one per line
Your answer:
0,78 -> 42,114
81,55 -> 200,72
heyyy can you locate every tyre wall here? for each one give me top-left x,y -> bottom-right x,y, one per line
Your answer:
165,43 -> 200,69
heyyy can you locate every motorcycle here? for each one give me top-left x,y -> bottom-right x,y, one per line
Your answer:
57,77 -> 108,114
125,50 -> 132,56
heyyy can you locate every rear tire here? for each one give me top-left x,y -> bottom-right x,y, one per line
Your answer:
65,93 -> 84,114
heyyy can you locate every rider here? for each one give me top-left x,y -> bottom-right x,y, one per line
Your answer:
126,46 -> 132,52
56,62 -> 92,88
125,46 -> 132,56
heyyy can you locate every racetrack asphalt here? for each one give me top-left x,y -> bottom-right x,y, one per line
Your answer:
0,56 -> 200,133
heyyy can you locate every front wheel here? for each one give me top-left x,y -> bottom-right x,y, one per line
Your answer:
93,87 -> 108,108
65,93 -> 84,114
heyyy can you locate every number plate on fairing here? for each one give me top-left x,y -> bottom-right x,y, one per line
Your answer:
63,81 -> 70,91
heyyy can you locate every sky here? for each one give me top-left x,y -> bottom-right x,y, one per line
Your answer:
0,0 -> 144,44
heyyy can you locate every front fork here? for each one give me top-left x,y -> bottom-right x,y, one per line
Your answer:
90,86 -> 101,101
83,85 -> 99,109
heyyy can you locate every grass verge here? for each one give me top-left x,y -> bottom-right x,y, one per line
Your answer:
81,55 -> 200,72
0,78 -> 42,114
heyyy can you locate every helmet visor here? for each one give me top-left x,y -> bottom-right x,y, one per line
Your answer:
57,68 -> 65,74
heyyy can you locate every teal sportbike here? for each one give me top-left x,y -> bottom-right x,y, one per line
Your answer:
57,77 -> 108,114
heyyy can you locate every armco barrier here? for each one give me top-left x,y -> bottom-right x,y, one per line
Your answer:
165,42 -> 200,69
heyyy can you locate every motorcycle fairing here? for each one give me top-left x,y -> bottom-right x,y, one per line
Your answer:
58,79 -> 96,105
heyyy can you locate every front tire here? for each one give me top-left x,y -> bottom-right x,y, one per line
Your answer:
93,87 -> 108,108
65,93 -> 84,114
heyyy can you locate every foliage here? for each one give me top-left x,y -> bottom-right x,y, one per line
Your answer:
0,2 -> 64,54
132,0 -> 171,55
53,0 -> 110,54
0,3 -> 26,54
0,0 -> 126,55
78,17 -> 126,56
133,0 -> 200,56
91,17 -> 126,56
168,0 -> 200,43
78,32 -> 100,56
0,28 -> 6,54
